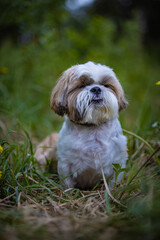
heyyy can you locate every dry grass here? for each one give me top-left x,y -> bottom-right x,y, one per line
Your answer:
0,123 -> 160,240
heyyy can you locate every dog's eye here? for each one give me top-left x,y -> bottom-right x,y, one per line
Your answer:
104,84 -> 116,94
104,84 -> 110,88
78,84 -> 85,88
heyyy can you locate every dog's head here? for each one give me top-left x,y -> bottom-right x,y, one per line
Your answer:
51,62 -> 127,125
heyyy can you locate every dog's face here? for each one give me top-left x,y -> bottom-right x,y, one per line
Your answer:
51,62 -> 127,125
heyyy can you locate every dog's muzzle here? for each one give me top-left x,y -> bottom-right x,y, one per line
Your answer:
90,86 -> 103,104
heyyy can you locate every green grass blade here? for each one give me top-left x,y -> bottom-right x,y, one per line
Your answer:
105,189 -> 112,215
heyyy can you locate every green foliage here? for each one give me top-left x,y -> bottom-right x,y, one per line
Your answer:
105,189 -> 112,215
112,163 -> 126,187
0,127 -> 61,201
0,16 -> 159,138
0,0 -> 67,34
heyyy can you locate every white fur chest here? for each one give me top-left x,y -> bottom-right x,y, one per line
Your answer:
57,117 -> 128,188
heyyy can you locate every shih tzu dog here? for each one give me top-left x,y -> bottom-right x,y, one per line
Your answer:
35,61 -> 128,189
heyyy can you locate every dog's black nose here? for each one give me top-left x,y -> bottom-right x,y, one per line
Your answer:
90,86 -> 101,94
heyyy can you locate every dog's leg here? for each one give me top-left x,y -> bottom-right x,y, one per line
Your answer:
34,133 -> 58,171
60,177 -> 76,190
58,163 -> 76,189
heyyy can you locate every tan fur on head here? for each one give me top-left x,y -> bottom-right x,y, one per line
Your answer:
118,90 -> 128,111
100,76 -> 128,112
50,72 -> 68,116
50,67 -> 76,116
110,82 -> 128,112
50,66 -> 88,121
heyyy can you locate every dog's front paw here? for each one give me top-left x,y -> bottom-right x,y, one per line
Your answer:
59,177 -> 76,190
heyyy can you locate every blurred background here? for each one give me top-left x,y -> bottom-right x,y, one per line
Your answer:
0,0 -> 159,140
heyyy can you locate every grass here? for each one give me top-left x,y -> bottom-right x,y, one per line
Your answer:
0,122 -> 160,240
0,16 -> 160,239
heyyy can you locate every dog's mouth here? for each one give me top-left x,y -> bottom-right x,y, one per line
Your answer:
91,96 -> 103,104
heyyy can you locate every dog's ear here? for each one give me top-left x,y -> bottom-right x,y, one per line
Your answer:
116,84 -> 128,112
50,70 -> 70,116
118,93 -> 128,111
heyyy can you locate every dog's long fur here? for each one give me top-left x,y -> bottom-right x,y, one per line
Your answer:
35,62 -> 128,189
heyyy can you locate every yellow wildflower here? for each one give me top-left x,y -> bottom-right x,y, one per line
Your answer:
0,67 -> 8,74
156,81 -> 160,85
0,171 -> 2,179
0,145 -> 3,153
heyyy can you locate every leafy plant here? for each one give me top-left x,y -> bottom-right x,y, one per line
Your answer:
112,163 -> 126,187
